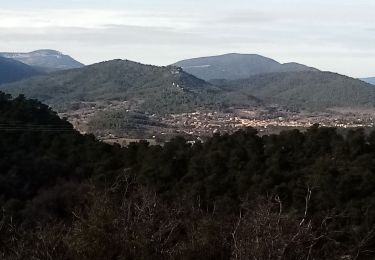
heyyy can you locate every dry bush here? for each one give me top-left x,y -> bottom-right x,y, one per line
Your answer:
66,184 -> 231,260
231,197 -> 323,259
2,178 -> 374,260
0,219 -> 69,260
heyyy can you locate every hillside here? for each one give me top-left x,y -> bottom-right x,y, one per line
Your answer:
0,49 -> 84,72
215,71 -> 375,110
173,53 -> 317,81
1,59 -> 233,114
361,77 -> 375,85
0,56 -> 40,85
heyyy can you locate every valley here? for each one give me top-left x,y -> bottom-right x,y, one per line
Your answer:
59,100 -> 375,145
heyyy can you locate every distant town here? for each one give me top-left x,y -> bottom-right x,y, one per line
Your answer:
60,101 -> 375,146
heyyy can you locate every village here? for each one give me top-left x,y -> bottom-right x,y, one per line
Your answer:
59,101 -> 375,146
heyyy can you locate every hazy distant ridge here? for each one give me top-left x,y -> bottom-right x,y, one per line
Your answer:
0,49 -> 84,72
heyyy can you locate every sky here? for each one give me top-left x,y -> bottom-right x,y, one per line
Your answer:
0,0 -> 374,77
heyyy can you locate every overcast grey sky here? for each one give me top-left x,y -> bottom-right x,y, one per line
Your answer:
0,0 -> 374,77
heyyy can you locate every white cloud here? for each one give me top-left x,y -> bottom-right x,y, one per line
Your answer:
0,9 -> 196,30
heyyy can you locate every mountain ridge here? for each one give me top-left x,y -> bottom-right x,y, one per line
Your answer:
0,49 -> 84,72
173,53 -> 318,81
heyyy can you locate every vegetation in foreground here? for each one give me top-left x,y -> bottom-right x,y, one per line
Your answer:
1,92 -> 375,259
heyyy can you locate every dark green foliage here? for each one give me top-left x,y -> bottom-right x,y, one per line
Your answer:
0,92 -> 126,222
124,126 -> 375,227
87,110 -> 166,137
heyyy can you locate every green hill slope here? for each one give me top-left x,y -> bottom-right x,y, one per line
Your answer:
216,71 -> 375,110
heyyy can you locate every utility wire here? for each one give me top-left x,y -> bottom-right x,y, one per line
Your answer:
0,123 -> 76,132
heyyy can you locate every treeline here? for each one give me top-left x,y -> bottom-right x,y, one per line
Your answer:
1,93 -> 375,259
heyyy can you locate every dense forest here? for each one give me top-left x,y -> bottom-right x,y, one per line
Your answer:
1,92 -> 375,259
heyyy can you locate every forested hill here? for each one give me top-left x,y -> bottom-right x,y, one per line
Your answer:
173,53 -> 318,81
1,59 -> 225,113
215,70 -> 375,110
0,56 -> 40,85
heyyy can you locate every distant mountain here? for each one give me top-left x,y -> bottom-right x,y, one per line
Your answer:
0,49 -> 84,72
1,59 -> 232,114
0,56 -> 40,85
360,77 -> 375,85
215,71 -> 375,110
173,53 -> 318,81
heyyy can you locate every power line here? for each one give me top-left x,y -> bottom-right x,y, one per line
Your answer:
0,123 -> 76,132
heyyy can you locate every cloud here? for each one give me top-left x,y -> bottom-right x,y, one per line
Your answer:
217,10 -> 280,25
0,9 -> 196,30
0,2 -> 374,77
